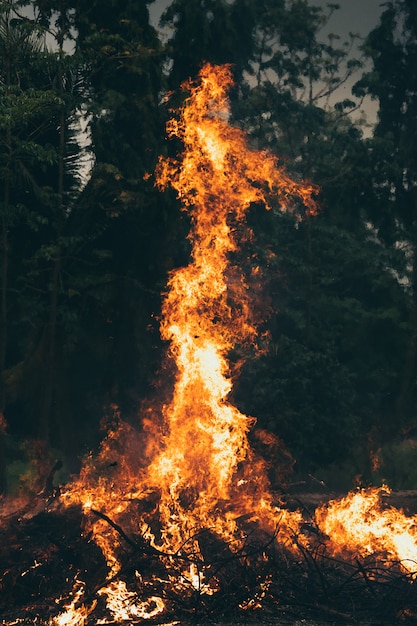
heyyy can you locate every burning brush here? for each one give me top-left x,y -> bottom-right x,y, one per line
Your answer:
1,63 -> 417,625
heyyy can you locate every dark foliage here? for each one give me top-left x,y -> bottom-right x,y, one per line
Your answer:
0,0 -> 416,492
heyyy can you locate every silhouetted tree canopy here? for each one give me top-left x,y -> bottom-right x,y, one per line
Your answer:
1,0 -> 416,492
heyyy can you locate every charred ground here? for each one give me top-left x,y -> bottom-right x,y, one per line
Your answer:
1,488 -> 416,625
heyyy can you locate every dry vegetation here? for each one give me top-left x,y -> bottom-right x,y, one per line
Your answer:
1,488 -> 416,625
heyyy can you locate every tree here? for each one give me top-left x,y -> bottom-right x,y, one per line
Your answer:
25,1 -> 86,445
226,1 -> 410,480
1,0 -> 172,475
0,0 -> 74,487
63,0 -> 171,424
355,0 -> 417,430
160,0 -> 255,88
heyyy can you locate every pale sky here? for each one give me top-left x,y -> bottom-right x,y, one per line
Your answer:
311,0 -> 385,126
313,0 -> 384,39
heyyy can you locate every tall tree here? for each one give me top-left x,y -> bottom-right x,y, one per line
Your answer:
28,1 -> 85,444
160,0 -> 255,87
166,0 -> 409,480
355,0 -> 417,429
0,0 -> 72,486
64,0 -> 170,423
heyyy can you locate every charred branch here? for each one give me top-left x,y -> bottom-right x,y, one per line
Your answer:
0,495 -> 415,624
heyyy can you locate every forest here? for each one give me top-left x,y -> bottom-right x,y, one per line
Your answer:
1,0 -> 417,495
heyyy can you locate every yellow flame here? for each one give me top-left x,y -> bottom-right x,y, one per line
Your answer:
315,486 -> 417,575
58,62 -> 315,617
48,579 -> 95,626
143,62 -> 316,551
97,580 -> 165,623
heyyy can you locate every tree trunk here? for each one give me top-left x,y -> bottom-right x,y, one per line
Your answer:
0,204 -> 8,492
0,186 -> 9,413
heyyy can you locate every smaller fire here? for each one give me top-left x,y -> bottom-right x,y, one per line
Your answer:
315,486 -> 417,576
48,578 -> 93,626
97,579 -> 164,623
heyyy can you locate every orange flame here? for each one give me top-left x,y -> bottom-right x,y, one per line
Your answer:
146,62 -> 316,550
5,62 -> 417,626
65,63 -> 315,550
48,578 -> 95,626
58,64 -> 315,617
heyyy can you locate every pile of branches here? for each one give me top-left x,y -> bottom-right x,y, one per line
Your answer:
0,494 -> 416,625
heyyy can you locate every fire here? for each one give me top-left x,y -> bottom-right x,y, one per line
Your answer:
315,486 -> 417,576
48,578 -> 94,626
97,580 -> 164,623
9,62 -> 417,624
63,63 -> 316,543
54,62 -> 315,619
147,62 -> 316,550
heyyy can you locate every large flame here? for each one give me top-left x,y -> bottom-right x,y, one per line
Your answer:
54,62 -> 315,621
63,63 -> 316,547
148,62 -> 317,550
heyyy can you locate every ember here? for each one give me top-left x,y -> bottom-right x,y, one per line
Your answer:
1,63 -> 417,625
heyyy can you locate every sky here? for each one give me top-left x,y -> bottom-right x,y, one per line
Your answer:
311,0 -> 384,39
311,0 -> 385,125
